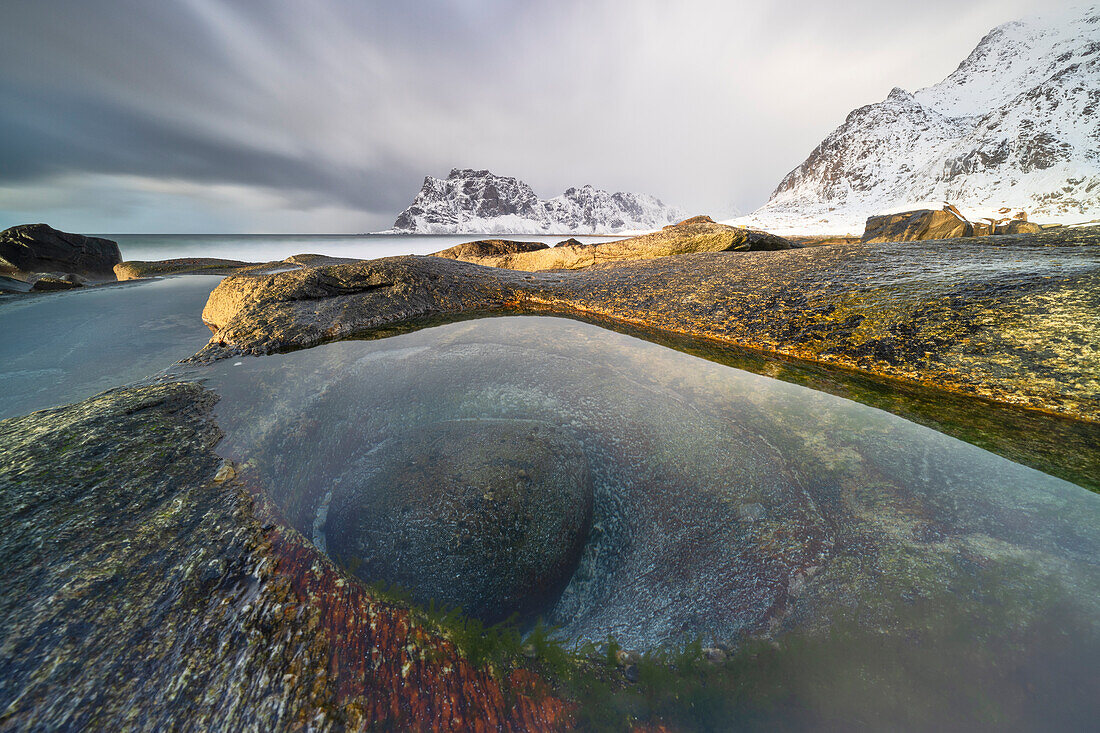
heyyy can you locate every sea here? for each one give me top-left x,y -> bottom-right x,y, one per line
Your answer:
105,233 -> 624,263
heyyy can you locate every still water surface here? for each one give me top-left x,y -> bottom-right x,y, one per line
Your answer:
192,316 -> 1098,727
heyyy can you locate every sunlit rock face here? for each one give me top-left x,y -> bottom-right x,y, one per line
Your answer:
324,419 -> 593,623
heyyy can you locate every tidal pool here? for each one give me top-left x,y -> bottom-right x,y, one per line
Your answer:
0,276 -> 223,419
198,314 -> 1099,725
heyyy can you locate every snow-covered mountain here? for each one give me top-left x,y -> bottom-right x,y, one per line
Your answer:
392,169 -> 686,234
731,6 -> 1100,234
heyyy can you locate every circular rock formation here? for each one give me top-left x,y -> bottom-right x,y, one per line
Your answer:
325,419 -> 593,623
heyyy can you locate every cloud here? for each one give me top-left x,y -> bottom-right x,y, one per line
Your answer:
0,0 -> 1083,231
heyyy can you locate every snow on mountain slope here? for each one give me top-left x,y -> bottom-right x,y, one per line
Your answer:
731,5 -> 1100,234
392,169 -> 686,234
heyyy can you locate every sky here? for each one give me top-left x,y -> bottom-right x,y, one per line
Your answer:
0,0 -> 1085,233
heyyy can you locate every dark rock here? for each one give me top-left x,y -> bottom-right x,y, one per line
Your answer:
554,238 -> 585,248
325,419 -> 593,623
30,274 -> 83,291
972,221 -> 995,236
0,224 -> 121,281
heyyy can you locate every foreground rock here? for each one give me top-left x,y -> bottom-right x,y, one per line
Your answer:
0,383 -> 569,730
326,419 -> 593,623
0,223 -> 121,283
198,226 -> 1100,426
431,216 -> 797,271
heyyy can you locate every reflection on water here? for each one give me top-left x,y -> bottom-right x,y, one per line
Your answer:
0,276 -> 223,419
196,315 -> 1099,725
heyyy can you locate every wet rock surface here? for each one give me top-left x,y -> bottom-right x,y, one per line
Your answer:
0,383 -> 571,731
0,223 -> 121,282
325,419 -> 593,623
196,226 -> 1100,427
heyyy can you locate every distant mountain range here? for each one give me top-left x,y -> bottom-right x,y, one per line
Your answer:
391,169 -> 685,234
732,6 -> 1100,234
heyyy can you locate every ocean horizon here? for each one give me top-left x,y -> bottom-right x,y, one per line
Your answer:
103,232 -> 627,263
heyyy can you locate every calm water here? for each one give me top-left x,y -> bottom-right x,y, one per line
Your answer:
0,276 -> 221,419
106,233 -> 623,263
186,316 -> 1099,726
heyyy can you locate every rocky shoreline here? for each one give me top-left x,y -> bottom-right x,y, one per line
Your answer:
197,226 -> 1100,426
3,220 -> 1099,730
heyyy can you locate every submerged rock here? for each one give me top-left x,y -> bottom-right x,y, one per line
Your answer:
325,419 -> 593,623
429,215 -> 797,271
0,223 -> 121,281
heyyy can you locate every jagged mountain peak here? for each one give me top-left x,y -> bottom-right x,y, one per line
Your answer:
731,5 -> 1100,234
392,170 -> 685,234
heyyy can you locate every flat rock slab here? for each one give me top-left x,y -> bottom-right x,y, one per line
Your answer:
196,227 -> 1100,424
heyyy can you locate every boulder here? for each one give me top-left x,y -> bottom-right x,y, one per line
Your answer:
430,215 -> 797,271
994,219 -> 1043,235
861,205 -> 973,243
30,274 -> 84,291
554,237 -> 586,248
972,220 -> 995,237
0,224 -> 121,281
432,239 -> 549,261
325,419 -> 593,623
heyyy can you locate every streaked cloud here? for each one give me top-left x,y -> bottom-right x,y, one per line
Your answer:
0,0 -> 1080,232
